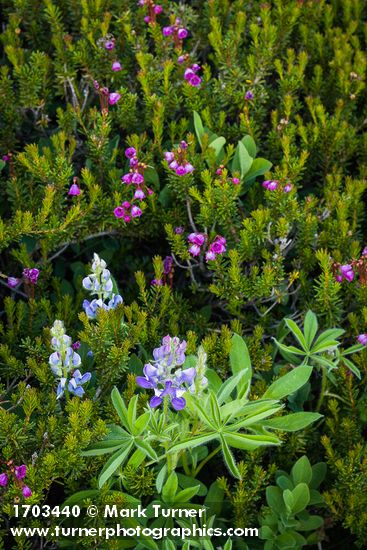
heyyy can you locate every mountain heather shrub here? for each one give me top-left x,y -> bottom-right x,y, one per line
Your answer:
1,0 -> 367,548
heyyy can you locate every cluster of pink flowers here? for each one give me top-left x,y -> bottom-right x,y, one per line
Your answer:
0,462 -> 32,499
332,247 -> 367,284
164,141 -> 194,176
183,63 -> 202,87
8,268 -> 40,289
262,180 -> 293,193
138,0 -> 163,24
93,80 -> 121,109
114,147 -> 153,221
188,233 -> 226,262
216,166 -> 241,185
162,18 -> 188,48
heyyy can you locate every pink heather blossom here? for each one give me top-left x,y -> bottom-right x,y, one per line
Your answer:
130,157 -> 139,167
164,152 -> 175,162
245,90 -> 254,100
189,244 -> 201,257
205,251 -> 217,261
22,486 -> 32,498
108,92 -> 121,105
151,278 -> 163,286
7,277 -> 20,288
188,233 -> 206,246
162,26 -> 173,36
131,205 -> 142,218
362,247 -> 367,256
189,74 -> 202,87
154,4 -> 163,14
2,154 -> 10,162
177,28 -> 188,40
216,168 -> 222,175
180,140 -> 188,149
23,268 -> 39,284
357,333 -> 367,345
175,227 -> 184,234
15,465 -> 27,480
169,160 -> 178,170
147,188 -> 154,196
185,163 -> 194,173
125,147 -> 137,158
123,214 -> 131,222
114,206 -> 125,218
122,201 -> 131,209
335,275 -> 343,282
177,55 -> 185,64
210,240 -> 226,255
122,173 -> 132,184
134,188 -> 146,200
176,165 -> 186,176
144,15 -> 151,23
340,264 -> 354,282
112,61 -> 122,71
131,173 -> 144,185
232,177 -> 240,185
184,69 -> 195,81
104,40 -> 115,50
284,184 -> 293,193
0,473 -> 8,486
68,183 -> 80,196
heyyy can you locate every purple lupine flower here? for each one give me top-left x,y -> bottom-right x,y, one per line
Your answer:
0,473 -> 8,487
114,206 -> 125,218
68,370 -> 92,397
125,147 -> 137,158
188,233 -> 206,246
245,90 -> 254,100
112,61 -> 122,71
7,277 -> 20,288
131,172 -> 144,185
357,333 -> 367,345
23,268 -> 39,284
162,26 -> 173,36
68,183 -> 80,195
174,226 -> 184,234
22,486 -> 32,498
131,205 -> 142,218
177,28 -> 188,40
15,465 -> 27,480
134,188 -> 146,200
109,92 -> 121,105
